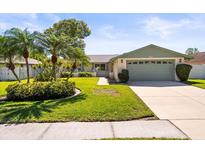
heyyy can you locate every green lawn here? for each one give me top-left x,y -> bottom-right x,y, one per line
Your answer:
185,79 -> 205,89
0,77 -> 155,123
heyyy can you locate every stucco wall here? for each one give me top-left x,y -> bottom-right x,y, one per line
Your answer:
189,64 -> 205,79
112,57 -> 184,82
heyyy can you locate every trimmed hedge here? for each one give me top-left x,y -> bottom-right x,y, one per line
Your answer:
60,72 -> 73,78
78,72 -> 93,77
118,69 -> 129,83
6,80 -> 75,101
176,64 -> 192,81
34,69 -> 54,82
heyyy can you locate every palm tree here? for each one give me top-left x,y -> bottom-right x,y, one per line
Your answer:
35,33 -> 67,81
0,35 -> 21,82
5,28 -> 36,83
61,46 -> 90,78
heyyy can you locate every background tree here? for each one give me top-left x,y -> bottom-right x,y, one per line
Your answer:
0,35 -> 20,82
35,33 -> 69,80
61,46 -> 90,78
5,28 -> 36,83
185,48 -> 199,55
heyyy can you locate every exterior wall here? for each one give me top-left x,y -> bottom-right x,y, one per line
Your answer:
0,65 -> 36,81
189,64 -> 205,79
112,57 -> 184,82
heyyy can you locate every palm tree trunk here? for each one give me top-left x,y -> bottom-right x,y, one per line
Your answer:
11,69 -> 21,83
51,53 -> 57,81
25,58 -> 30,83
7,60 -> 21,83
23,48 -> 30,83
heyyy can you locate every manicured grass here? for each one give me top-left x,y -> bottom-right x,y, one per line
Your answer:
0,79 -> 27,97
0,81 -> 19,97
0,77 -> 155,123
185,79 -> 205,89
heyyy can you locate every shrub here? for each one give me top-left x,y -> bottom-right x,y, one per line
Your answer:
6,80 -> 75,101
176,64 -> 192,81
34,68 -> 54,82
60,72 -> 73,78
118,69 -> 129,83
78,72 -> 93,77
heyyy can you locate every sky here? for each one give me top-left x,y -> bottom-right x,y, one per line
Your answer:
0,13 -> 205,55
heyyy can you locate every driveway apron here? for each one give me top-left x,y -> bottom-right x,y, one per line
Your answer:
129,81 -> 205,139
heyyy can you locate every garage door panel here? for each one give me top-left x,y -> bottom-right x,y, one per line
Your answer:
127,60 -> 175,81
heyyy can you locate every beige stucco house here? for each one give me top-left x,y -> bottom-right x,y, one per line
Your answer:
86,44 -> 189,81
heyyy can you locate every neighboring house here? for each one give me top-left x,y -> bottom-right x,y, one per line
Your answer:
186,52 -> 205,79
84,44 -> 189,81
0,57 -> 41,81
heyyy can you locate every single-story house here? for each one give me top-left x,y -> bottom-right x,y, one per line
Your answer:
0,57 -> 41,81
186,52 -> 205,79
86,44 -> 189,81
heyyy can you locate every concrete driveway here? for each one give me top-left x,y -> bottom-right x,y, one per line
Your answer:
129,81 -> 205,139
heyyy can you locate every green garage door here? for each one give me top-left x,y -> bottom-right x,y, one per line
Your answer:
127,60 -> 175,81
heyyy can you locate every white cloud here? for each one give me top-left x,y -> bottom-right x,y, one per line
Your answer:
97,25 -> 128,40
141,15 -> 205,38
44,14 -> 61,23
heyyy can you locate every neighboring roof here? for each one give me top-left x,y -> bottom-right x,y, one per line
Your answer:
110,44 -> 190,62
87,54 -> 118,63
0,57 -> 41,65
185,52 -> 205,64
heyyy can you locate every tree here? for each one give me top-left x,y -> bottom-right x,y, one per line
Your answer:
0,35 -> 21,82
5,28 -> 36,83
61,46 -> 90,78
186,48 -> 199,55
35,33 -> 68,80
36,19 -> 91,80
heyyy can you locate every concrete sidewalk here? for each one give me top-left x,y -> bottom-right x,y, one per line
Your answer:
0,120 -> 187,140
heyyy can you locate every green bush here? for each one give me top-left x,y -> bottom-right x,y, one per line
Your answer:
176,64 -> 192,81
60,72 -> 73,78
78,72 -> 93,77
118,69 -> 129,83
34,68 -> 54,82
6,80 -> 75,101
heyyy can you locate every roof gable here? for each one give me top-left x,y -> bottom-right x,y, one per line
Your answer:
88,55 -> 118,63
116,44 -> 189,59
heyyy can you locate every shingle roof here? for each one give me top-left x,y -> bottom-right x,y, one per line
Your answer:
185,52 -> 205,64
87,55 -> 118,63
0,57 -> 41,65
110,44 -> 190,62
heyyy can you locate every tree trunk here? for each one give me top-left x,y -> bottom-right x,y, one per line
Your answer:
11,69 -> 21,83
23,48 -> 30,83
25,58 -> 30,83
7,60 -> 21,83
51,54 -> 57,81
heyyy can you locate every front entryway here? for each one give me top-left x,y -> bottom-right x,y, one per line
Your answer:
127,60 -> 175,81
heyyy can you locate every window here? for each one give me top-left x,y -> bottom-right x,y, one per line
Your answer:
133,62 -> 138,64
127,62 -> 132,64
139,61 -> 143,64
168,61 -> 173,64
163,61 -> 167,64
157,61 -> 161,64
145,61 -> 149,64
95,64 -> 105,71
151,61 -> 155,64
121,59 -> 123,63
179,59 -> 182,63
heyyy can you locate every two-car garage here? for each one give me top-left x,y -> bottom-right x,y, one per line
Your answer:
127,60 -> 175,81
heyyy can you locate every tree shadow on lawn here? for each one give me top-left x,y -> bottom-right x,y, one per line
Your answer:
0,94 -> 87,123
